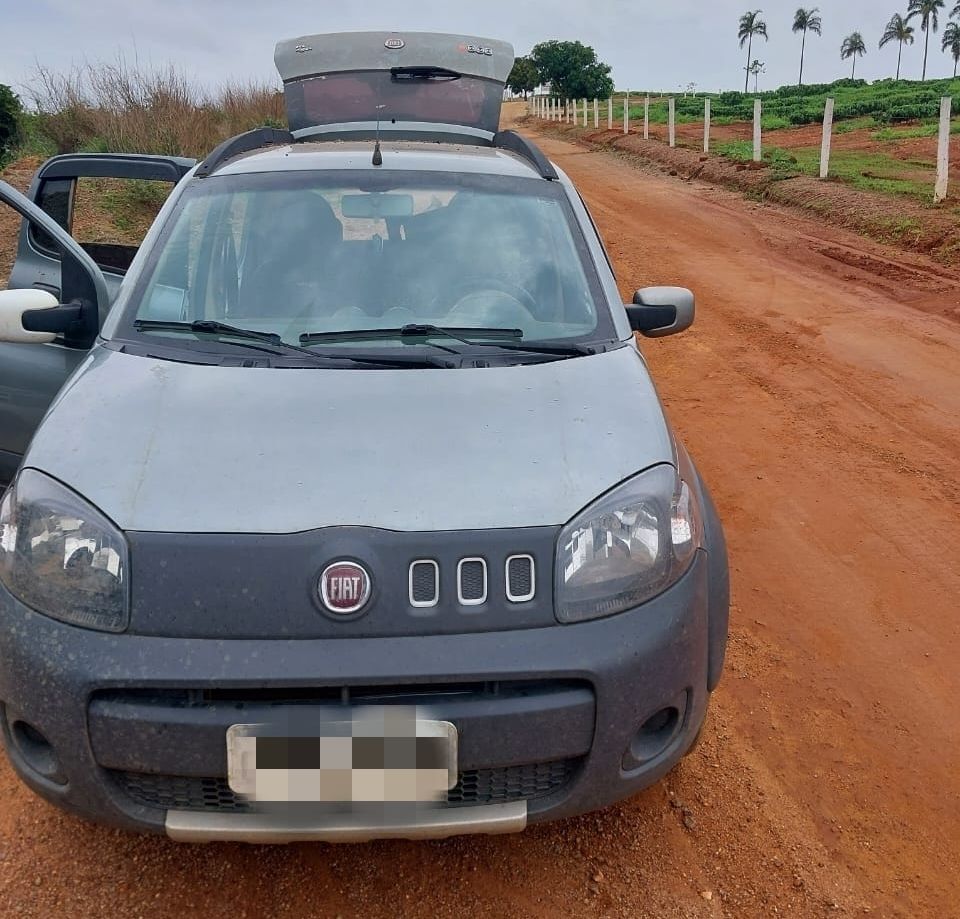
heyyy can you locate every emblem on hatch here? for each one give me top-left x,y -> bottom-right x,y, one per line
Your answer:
319,561 -> 372,615
384,38 -> 405,50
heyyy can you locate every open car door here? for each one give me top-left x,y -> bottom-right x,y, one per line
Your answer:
0,153 -> 192,487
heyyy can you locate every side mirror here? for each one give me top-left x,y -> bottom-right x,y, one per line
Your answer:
0,289 -> 60,343
626,286 -> 695,338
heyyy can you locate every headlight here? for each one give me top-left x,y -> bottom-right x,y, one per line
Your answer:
555,464 -> 702,623
0,469 -> 129,632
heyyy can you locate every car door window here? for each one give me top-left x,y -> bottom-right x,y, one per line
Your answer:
30,176 -> 175,275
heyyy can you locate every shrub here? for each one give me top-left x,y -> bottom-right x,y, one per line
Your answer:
0,84 -> 23,165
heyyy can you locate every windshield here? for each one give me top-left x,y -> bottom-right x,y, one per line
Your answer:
126,170 -> 606,350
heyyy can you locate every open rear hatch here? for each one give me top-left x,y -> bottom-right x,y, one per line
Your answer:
275,31 -> 514,143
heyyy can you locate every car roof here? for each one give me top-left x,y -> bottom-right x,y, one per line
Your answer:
212,140 -> 550,181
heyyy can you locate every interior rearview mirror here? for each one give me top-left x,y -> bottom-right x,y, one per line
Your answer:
626,286 -> 695,338
341,193 -> 415,219
0,289 -> 60,343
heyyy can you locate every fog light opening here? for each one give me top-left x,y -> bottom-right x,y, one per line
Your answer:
622,705 -> 682,771
11,720 -> 66,785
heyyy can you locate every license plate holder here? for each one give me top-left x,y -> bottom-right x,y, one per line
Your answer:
226,713 -> 458,804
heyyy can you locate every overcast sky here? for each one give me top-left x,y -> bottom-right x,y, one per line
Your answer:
2,0 -> 958,100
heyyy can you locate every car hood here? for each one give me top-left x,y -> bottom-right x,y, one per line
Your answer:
25,344 -> 675,533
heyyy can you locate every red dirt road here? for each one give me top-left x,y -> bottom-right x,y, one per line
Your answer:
1,125 -> 960,917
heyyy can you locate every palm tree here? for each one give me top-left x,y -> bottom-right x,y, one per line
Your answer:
907,0 -> 946,80
793,8 -> 823,86
880,14 -> 916,80
944,21 -> 960,77
841,32 -> 867,79
738,11 -> 769,92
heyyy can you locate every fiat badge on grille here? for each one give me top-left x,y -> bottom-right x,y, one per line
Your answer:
319,561 -> 372,615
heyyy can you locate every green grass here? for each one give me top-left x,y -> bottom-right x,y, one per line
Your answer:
715,141 -> 803,179
834,116 -> 880,134
9,112 -> 57,160
872,118 -> 960,140
715,139 -> 936,200
87,178 -> 170,235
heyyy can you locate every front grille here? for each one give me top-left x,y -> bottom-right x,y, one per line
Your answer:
111,759 -> 577,812
114,772 -> 254,812
448,760 -> 574,805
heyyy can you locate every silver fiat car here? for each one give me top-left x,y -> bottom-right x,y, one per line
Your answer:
0,32 -> 728,842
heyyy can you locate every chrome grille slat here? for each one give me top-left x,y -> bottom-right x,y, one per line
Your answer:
457,558 -> 487,605
506,555 -> 535,603
409,559 -> 439,607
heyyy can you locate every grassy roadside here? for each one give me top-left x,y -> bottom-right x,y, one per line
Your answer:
711,141 -> 940,201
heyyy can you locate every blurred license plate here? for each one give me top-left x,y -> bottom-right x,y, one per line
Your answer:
226,715 -> 457,803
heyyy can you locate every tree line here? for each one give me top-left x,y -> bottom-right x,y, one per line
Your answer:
739,2 -> 960,91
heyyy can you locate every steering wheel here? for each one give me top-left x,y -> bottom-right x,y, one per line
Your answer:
437,276 -> 539,320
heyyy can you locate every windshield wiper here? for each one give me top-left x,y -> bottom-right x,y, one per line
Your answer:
134,320 -> 453,368
300,324 -> 523,346
390,66 -> 461,82
135,319 -> 354,364
477,341 -> 595,357
299,324 -> 592,359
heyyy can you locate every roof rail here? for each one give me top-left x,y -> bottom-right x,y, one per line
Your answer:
193,124 -> 557,182
491,130 -> 558,181
195,127 -> 294,178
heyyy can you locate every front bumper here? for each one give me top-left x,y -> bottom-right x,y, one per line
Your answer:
0,552 -> 714,841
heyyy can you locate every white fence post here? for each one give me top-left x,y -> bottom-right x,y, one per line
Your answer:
582,98 -> 587,127
594,98 -> 599,128
819,98 -> 834,178
624,94 -> 630,134
644,96 -> 650,140
608,96 -> 613,129
704,97 -> 711,153
753,99 -> 762,162
935,96 -> 952,203
668,97 -> 676,147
